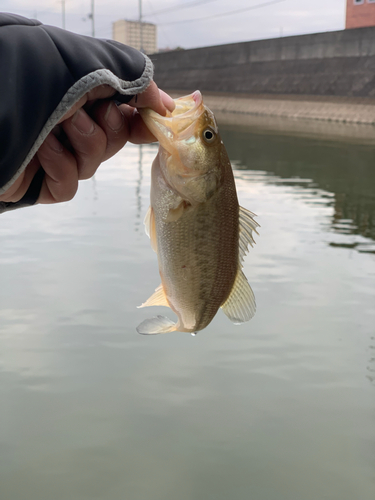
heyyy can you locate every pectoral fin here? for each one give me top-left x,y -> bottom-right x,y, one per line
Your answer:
220,268 -> 256,324
165,202 -> 185,222
137,315 -> 177,335
165,196 -> 187,223
137,284 -> 169,309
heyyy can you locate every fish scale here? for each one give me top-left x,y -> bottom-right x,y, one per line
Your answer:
158,198 -> 236,330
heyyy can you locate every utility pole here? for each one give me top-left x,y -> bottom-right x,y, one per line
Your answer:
91,0 -> 95,37
139,0 -> 143,52
62,0 -> 65,29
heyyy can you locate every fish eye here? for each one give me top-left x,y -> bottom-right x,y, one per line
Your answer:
203,128 -> 216,143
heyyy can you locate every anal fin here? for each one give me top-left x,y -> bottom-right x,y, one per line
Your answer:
137,315 -> 177,335
137,284 -> 169,308
221,268 -> 256,324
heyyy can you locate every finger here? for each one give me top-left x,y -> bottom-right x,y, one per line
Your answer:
115,104 -> 159,144
36,133 -> 79,204
159,89 -> 176,112
0,157 -> 40,203
58,85 -> 117,123
123,109 -> 159,144
61,108 -> 107,180
90,100 -> 129,162
115,104 -> 156,144
127,82 -> 175,115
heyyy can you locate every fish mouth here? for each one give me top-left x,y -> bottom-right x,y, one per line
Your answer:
139,91 -> 205,154
172,90 -> 202,117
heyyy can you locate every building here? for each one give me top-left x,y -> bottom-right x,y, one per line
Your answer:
112,20 -> 157,54
346,0 -> 375,29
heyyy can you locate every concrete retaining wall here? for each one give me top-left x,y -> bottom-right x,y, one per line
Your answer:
150,28 -> 375,97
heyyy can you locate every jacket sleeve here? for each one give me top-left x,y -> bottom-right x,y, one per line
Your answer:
0,14 -> 154,214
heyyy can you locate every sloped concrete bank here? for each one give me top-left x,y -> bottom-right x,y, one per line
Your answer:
168,91 -> 375,145
151,27 -> 375,142
193,93 -> 375,125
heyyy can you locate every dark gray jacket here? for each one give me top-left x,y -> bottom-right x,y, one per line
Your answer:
0,14 -> 153,213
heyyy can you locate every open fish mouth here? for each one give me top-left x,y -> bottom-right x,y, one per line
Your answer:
139,91 -> 205,153
171,90 -> 202,117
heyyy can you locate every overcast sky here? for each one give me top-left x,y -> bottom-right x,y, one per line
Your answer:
1,0 -> 347,50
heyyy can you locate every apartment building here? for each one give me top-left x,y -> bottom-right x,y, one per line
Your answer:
346,0 -> 375,29
112,19 -> 157,54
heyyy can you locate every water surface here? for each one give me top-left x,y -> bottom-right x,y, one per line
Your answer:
1,124 -> 374,500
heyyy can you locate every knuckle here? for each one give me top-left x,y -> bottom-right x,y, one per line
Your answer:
78,127 -> 107,159
74,131 -> 107,180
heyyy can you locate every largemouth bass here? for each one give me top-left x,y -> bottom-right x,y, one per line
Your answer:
137,91 -> 258,335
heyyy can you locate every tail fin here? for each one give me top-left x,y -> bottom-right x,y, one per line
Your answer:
137,315 -> 177,335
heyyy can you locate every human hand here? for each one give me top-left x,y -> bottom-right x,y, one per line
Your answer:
0,82 -> 175,205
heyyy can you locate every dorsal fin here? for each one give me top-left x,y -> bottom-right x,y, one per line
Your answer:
239,206 -> 260,263
144,206 -> 157,252
221,207 -> 258,324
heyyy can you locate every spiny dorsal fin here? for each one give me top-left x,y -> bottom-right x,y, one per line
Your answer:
137,284 -> 169,309
144,206 -> 157,252
137,315 -> 177,335
239,206 -> 260,263
220,268 -> 256,324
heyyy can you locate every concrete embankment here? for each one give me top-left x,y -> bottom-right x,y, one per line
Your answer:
151,28 -> 375,97
168,91 -> 375,145
168,92 -> 375,124
150,28 -> 375,141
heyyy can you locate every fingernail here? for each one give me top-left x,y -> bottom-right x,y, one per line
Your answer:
45,132 -> 63,153
159,90 -> 175,111
104,102 -> 124,131
72,109 -> 95,135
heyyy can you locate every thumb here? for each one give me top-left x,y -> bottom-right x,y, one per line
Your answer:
127,82 -> 175,115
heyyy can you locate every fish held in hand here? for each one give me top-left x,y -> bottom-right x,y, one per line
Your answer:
137,91 -> 259,335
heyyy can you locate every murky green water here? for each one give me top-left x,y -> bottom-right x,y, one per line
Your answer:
1,123 -> 374,500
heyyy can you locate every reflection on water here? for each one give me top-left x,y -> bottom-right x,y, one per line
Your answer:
0,126 -> 374,500
221,127 -> 375,245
